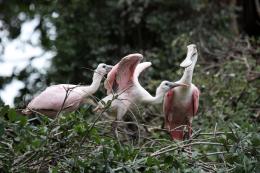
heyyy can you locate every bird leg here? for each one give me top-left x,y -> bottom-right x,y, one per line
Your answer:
188,123 -> 193,139
183,124 -> 193,158
111,107 -> 128,139
111,119 -> 119,132
111,119 -> 120,140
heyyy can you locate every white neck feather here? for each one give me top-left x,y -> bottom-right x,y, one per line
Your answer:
141,87 -> 166,105
180,54 -> 197,84
78,71 -> 104,96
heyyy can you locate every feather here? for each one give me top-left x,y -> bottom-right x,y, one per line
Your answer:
104,53 -> 143,94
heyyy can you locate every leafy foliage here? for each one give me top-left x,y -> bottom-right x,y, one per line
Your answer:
0,0 -> 240,104
0,91 -> 259,172
0,41 -> 260,171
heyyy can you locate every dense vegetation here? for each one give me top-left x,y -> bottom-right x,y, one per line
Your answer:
0,0 -> 259,172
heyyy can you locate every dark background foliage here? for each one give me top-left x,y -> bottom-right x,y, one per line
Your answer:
1,0 -> 255,105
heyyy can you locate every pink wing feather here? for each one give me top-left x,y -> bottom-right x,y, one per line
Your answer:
192,87 -> 200,116
163,89 -> 174,130
104,53 -> 143,94
164,89 -> 184,140
104,63 -> 119,94
28,84 -> 83,113
163,86 -> 200,140
133,62 -> 152,85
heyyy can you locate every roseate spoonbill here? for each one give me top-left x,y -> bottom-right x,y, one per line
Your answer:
164,44 -> 200,140
22,63 -> 113,117
95,53 -> 186,122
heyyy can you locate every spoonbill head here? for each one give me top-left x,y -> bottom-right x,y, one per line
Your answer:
180,44 -> 197,68
96,63 -> 113,75
156,81 -> 188,94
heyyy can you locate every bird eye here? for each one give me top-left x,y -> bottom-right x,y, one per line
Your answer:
165,83 -> 169,86
102,65 -> 106,68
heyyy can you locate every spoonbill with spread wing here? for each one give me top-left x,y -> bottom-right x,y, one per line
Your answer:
95,53 -> 186,122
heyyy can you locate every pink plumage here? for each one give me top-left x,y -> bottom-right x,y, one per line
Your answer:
163,44 -> 200,140
22,63 -> 113,117
97,53 -> 184,122
192,88 -> 200,116
104,53 -> 143,94
164,86 -> 200,140
105,63 -> 119,94
26,84 -> 83,117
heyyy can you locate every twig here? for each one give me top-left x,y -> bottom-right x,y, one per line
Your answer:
214,123 -> 217,138
151,142 -> 231,157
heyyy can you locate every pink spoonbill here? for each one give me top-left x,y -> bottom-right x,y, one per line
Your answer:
22,63 -> 113,117
164,44 -> 200,140
95,53 -> 186,122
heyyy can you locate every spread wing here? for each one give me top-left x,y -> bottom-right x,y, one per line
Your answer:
104,53 -> 143,94
104,63 -> 119,94
133,62 -> 152,85
27,84 -> 83,113
192,86 -> 200,116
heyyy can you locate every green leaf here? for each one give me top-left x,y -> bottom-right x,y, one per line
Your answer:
32,139 -> 41,149
251,135 -> 260,147
146,157 -> 159,167
0,122 -> 4,137
14,137 -> 20,142
8,108 -> 17,122
49,166 -> 58,173
73,123 -> 86,135
0,105 -> 9,116
226,132 -> 238,142
164,155 -> 173,165
18,115 -> 27,126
